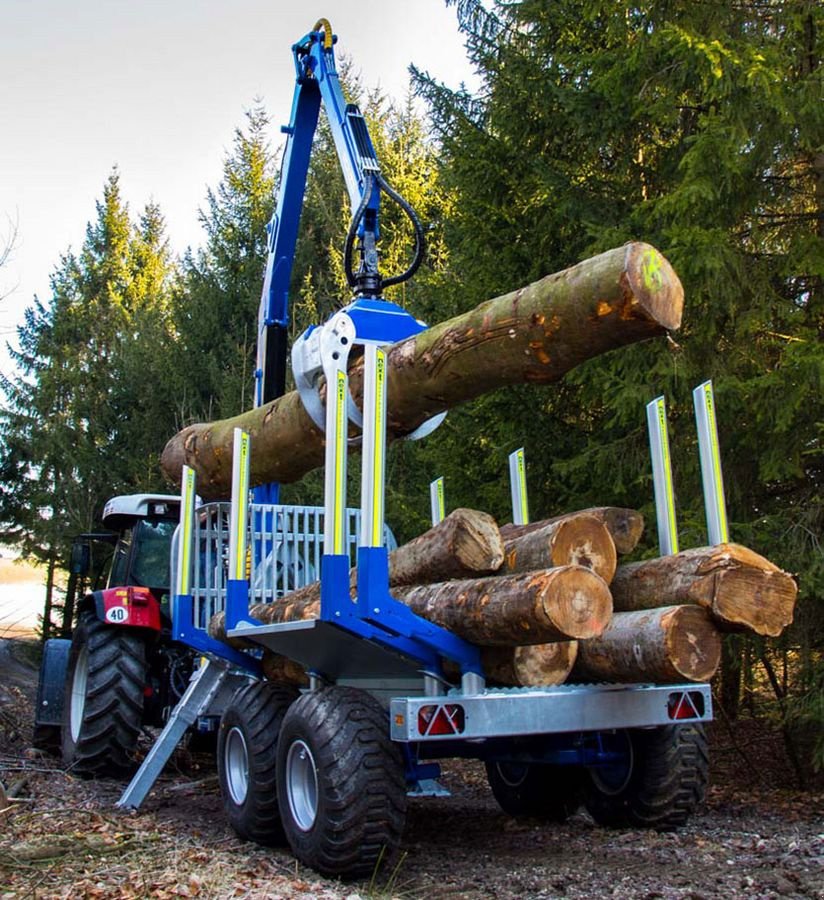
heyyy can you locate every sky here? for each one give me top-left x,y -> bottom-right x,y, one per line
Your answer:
0,0 -> 478,378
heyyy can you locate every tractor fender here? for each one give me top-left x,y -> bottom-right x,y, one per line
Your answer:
87,586 -> 163,632
34,638 -> 72,728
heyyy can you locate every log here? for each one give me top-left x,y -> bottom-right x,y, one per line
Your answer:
162,243 -> 683,497
388,507 -> 503,584
610,544 -> 798,637
572,606 -> 722,683
210,565 -> 612,648
480,642 -> 578,687
261,652 -> 309,687
209,507 -> 503,647
501,513 -> 616,583
393,567 -> 612,645
500,507 -> 644,555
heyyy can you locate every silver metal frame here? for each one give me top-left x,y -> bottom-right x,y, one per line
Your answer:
646,396 -> 679,555
508,448 -> 529,526
693,380 -> 730,545
430,477 -> 444,527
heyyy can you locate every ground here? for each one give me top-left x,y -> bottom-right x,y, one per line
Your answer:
1,639 -> 822,900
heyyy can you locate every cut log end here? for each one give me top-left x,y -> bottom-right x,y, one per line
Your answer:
712,563 -> 797,637
536,566 -> 613,640
483,641 -> 578,687
624,242 -> 684,331
663,606 -> 723,682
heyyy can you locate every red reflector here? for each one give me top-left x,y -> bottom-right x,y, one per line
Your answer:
417,704 -> 465,736
143,686 -> 154,697
668,691 -> 705,720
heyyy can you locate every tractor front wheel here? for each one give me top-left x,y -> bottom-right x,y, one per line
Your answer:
61,611 -> 146,778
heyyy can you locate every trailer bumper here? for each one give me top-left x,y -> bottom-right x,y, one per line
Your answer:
390,682 -> 712,742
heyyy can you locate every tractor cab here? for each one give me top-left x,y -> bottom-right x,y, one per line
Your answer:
100,494 -> 180,593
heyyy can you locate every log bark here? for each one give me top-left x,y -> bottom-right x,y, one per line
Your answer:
210,565 -> 612,648
500,507 -> 644,555
573,606 -> 722,683
501,513 -> 616,583
162,243 -> 683,497
393,567 -> 612,645
610,544 -> 798,637
388,507 -> 503,584
261,652 -> 309,687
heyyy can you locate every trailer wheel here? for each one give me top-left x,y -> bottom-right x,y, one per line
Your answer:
276,686 -> 407,878
584,724 -> 709,830
217,681 -> 299,845
485,761 -> 583,821
61,611 -> 146,777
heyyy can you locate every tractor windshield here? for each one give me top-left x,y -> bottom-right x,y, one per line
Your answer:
129,519 -> 176,590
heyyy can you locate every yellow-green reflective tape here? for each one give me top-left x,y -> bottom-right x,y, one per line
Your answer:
179,468 -> 196,594
656,399 -> 679,554
233,432 -> 250,580
436,478 -> 445,521
703,383 -> 729,542
371,350 -> 386,547
334,370 -> 347,555
517,449 -> 529,524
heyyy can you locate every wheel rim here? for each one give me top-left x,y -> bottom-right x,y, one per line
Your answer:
225,726 -> 250,806
285,739 -> 319,832
590,732 -> 633,795
69,645 -> 89,743
495,761 -> 529,788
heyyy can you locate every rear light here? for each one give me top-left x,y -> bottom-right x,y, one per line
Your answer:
417,703 -> 465,736
668,691 -> 705,720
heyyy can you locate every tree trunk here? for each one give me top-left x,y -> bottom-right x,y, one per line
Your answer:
210,565 -> 612,648
500,506 -> 645,555
610,544 -> 797,637
162,243 -> 683,498
393,567 -> 612,645
480,641 -> 578,687
573,606 -> 722,684
41,555 -> 56,642
501,513 -> 616,583
388,507 -> 503,584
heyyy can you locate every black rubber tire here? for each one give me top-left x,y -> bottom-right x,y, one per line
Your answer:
485,760 -> 583,821
584,724 -> 709,830
61,611 -> 146,778
276,686 -> 407,879
217,680 -> 299,846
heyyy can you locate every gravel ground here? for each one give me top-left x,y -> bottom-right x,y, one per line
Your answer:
2,640 -> 822,899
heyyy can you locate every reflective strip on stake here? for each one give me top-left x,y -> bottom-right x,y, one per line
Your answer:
176,466 -> 197,596
360,345 -> 387,548
430,477 -> 445,526
693,380 -> 729,545
646,397 -> 679,555
509,448 -> 529,526
229,429 -> 251,580
333,369 -> 347,555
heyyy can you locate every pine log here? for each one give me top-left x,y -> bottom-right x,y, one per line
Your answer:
261,652 -> 309,686
389,507 -> 503,584
610,543 -> 798,637
500,507 -> 645,555
481,642 -> 578,687
501,513 -> 616,583
392,567 -> 612,645
210,565 -> 612,647
209,507 -> 503,647
573,606 -> 721,683
162,243 -> 683,498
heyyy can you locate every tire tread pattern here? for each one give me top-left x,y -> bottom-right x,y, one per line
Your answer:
62,611 -> 146,778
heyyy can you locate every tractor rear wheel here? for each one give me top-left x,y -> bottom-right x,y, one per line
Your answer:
485,760 -> 583,821
276,686 -> 407,879
61,611 -> 146,777
217,680 -> 299,845
583,724 -> 709,830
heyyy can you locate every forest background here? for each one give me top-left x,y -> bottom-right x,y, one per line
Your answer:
1,1 -> 821,781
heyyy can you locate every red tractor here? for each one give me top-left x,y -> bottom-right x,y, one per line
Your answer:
34,494 -> 200,775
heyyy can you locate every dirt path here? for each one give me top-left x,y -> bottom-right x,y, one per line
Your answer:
1,645 -> 822,899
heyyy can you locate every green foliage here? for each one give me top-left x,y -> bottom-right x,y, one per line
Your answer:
0,172 -> 178,575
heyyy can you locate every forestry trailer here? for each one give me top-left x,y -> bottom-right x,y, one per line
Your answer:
36,21 -> 712,879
